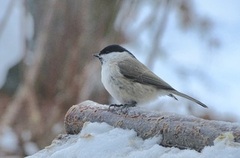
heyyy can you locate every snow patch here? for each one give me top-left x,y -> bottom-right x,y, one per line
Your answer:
28,122 -> 240,158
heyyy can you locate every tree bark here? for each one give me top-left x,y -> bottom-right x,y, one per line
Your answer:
64,100 -> 240,151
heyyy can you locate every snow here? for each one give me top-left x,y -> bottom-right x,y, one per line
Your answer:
28,122 -> 240,158
0,0 -> 25,87
0,127 -> 19,154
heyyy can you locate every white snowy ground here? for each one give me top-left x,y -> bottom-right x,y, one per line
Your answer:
28,122 -> 240,158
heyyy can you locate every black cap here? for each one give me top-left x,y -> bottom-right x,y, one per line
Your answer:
99,44 -> 135,58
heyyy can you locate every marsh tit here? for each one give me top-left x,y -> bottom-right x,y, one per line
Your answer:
94,44 -> 208,109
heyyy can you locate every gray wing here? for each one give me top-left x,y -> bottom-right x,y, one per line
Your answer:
118,59 -> 208,108
118,59 -> 175,91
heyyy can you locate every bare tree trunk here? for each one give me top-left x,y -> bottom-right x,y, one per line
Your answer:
64,101 -> 240,151
1,0 -> 125,152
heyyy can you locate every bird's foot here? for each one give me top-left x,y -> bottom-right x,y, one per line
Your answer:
108,101 -> 137,112
108,104 -> 123,111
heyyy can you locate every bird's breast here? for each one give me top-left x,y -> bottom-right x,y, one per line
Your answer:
101,63 -> 122,95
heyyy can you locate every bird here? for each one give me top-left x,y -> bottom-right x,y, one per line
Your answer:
94,44 -> 208,109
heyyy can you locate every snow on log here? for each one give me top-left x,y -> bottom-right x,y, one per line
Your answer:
64,100 -> 240,151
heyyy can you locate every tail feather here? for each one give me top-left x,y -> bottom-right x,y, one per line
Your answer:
170,90 -> 208,108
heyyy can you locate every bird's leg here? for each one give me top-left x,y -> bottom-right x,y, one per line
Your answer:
122,101 -> 137,108
120,101 -> 137,113
168,94 -> 178,100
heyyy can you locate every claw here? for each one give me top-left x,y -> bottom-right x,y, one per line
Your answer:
108,101 -> 137,112
108,104 -> 124,111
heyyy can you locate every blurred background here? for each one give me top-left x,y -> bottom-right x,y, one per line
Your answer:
0,0 -> 239,157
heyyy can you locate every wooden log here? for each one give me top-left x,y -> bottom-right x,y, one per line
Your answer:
64,100 -> 240,151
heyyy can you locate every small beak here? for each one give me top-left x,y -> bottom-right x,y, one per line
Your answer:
93,54 -> 100,59
93,54 -> 103,64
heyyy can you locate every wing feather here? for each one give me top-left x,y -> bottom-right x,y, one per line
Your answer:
118,59 -> 175,91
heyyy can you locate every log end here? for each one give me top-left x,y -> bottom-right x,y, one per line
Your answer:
64,100 -> 107,134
